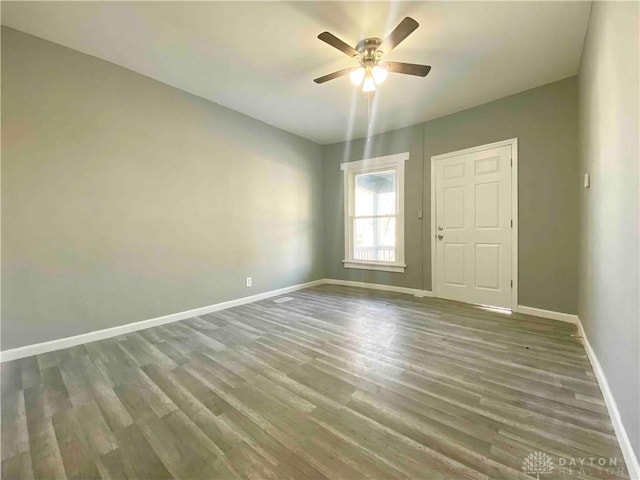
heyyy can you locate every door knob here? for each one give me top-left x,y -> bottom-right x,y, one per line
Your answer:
438,226 -> 444,231
437,234 -> 444,240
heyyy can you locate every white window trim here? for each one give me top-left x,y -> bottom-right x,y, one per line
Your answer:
341,152 -> 409,273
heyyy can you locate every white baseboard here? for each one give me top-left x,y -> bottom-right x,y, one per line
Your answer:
0,279 -> 325,363
517,305 -> 579,324
576,318 -> 640,480
323,278 -> 433,298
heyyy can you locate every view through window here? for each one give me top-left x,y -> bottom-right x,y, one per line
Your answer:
353,170 -> 397,262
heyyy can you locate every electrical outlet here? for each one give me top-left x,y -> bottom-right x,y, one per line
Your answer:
245,277 -> 252,287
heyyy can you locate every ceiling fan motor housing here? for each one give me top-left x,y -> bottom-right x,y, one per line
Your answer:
355,38 -> 383,65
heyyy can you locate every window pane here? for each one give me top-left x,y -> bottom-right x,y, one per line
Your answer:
354,170 -> 396,217
354,217 -> 396,262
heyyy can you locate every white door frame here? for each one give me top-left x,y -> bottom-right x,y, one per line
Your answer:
430,138 -> 519,311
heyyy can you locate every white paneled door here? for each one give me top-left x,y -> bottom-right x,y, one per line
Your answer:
432,141 -> 516,309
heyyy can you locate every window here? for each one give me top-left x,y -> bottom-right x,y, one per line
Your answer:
341,153 -> 408,273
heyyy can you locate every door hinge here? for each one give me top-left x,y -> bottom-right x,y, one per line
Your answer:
510,280 -> 513,288
510,158 -> 513,167
510,219 -> 513,228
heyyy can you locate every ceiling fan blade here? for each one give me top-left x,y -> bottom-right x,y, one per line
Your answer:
317,32 -> 358,58
379,17 -> 419,54
386,62 -> 431,77
314,68 -> 352,84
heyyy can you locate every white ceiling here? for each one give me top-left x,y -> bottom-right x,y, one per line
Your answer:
2,1 -> 591,145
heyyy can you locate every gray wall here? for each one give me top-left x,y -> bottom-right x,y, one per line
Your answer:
324,77 -> 580,314
578,2 -> 639,457
1,28 -> 324,350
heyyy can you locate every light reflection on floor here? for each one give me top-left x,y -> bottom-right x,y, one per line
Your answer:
347,307 -> 400,376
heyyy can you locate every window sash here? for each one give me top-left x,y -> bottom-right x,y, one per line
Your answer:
349,168 -> 400,263
351,215 -> 397,262
349,214 -> 398,220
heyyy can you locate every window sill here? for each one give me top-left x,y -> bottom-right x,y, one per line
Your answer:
342,260 -> 406,273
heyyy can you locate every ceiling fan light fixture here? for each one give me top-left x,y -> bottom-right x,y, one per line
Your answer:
314,17 -> 431,92
372,65 -> 388,84
349,67 -> 366,86
362,74 -> 376,93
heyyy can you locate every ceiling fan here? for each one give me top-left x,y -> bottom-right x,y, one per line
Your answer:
314,17 -> 431,93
